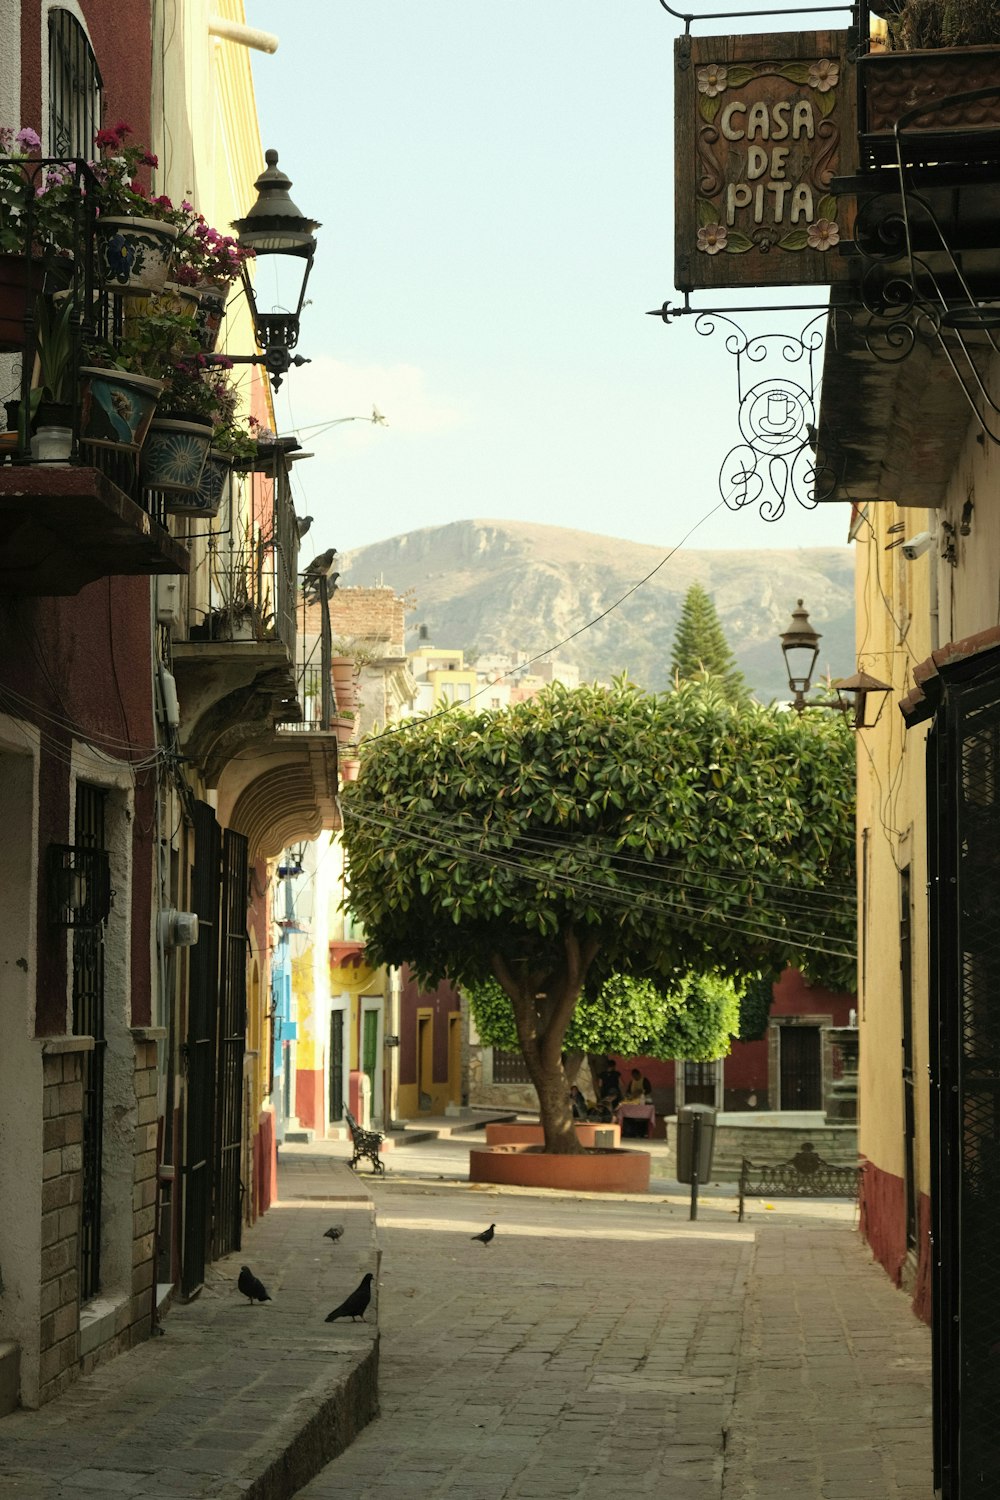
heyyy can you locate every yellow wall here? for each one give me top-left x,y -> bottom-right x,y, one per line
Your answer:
854,501 -> 932,1187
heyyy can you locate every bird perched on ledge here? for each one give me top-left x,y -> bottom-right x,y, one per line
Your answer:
323,1225 -> 345,1242
238,1265 -> 271,1304
302,546 -> 337,584
471,1223 -> 495,1246
325,1272 -> 374,1322
295,513 -> 314,540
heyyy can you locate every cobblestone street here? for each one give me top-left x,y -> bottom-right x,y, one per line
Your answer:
296,1179 -> 932,1500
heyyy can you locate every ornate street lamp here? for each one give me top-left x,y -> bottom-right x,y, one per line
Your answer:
779,599 -> 891,728
231,149 -> 320,390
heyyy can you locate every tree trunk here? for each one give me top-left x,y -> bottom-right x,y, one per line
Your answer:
491,929 -> 600,1155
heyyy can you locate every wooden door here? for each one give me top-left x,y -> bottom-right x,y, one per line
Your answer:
779,1026 -> 822,1110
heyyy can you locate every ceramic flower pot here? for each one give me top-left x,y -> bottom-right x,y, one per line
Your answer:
164,447 -> 231,516
193,282 -> 229,352
0,254 -> 45,353
95,215 -> 179,295
862,46 -> 1000,139
78,366 -> 163,452
140,415 -> 213,493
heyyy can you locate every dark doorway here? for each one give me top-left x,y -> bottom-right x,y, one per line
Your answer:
779,1026 -> 822,1110
900,866 -> 918,1254
329,1010 -> 344,1124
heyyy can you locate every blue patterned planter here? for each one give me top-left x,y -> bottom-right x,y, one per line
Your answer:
164,448 -> 231,517
79,367 -> 163,453
96,215 -> 179,295
140,416 -> 212,494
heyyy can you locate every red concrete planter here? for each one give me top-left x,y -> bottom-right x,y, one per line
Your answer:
485,1121 -> 621,1149
469,1144 -> 650,1193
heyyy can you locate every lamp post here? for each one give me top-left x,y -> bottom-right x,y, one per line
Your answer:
779,599 -> 891,729
230,149 -> 320,390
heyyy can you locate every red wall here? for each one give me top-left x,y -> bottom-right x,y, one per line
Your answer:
399,967 -> 461,1087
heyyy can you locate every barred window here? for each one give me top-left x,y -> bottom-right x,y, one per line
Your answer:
48,8 -> 102,157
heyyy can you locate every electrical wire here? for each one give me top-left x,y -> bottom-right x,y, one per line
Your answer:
341,803 -> 856,961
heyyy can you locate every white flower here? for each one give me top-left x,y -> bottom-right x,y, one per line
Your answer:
697,64 -> 729,98
808,59 -> 839,92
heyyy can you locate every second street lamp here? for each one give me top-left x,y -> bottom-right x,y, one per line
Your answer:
779,599 -> 891,729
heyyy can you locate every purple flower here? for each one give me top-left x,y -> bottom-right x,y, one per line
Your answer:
15,126 -> 41,152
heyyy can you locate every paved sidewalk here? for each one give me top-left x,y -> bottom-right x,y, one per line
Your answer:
0,1167 -> 380,1500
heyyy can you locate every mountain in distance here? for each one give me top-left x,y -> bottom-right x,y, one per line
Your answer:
339,519 -> 855,705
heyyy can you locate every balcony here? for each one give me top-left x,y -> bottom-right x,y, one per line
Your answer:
0,157 -> 189,594
818,26 -> 1000,504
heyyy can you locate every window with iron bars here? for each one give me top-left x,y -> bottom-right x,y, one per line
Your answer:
48,8 -> 103,158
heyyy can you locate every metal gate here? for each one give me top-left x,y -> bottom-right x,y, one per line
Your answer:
212,830 -> 247,1260
329,1011 -> 344,1123
928,656 -> 1000,1498
182,802 -> 220,1297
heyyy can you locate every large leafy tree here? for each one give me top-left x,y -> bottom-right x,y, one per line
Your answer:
467,972 -> 742,1083
670,582 -> 749,703
342,679 -> 854,1153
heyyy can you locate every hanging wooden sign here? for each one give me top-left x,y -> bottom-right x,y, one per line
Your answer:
674,30 -> 855,292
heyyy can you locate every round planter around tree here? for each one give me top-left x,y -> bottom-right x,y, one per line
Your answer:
78,366 -> 163,453
0,254 -> 45,353
163,447 -> 231,517
484,1121 -> 622,1149
95,215 -> 179,295
469,1144 -> 651,1193
140,415 -> 213,495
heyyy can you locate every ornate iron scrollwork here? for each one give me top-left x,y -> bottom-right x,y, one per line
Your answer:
694,312 -> 838,522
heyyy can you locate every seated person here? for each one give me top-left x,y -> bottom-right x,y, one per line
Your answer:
593,1058 -> 623,1122
569,1084 -> 589,1121
623,1067 -> 645,1102
642,1075 -> 653,1104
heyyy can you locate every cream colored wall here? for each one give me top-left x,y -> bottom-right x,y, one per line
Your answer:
857,397 -> 999,1192
854,502 -> 932,1186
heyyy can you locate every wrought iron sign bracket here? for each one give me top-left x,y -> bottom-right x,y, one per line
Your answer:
647,301 -> 842,521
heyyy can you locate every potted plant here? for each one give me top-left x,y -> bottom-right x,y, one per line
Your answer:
864,0 -> 1000,140
172,211 -> 254,352
0,125 -> 52,352
28,292 -> 76,460
90,122 -> 183,294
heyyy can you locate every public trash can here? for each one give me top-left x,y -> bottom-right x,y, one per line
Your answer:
675,1104 -> 717,1184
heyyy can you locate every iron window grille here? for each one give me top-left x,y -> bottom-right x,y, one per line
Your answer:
47,843 -> 111,928
48,7 -> 103,158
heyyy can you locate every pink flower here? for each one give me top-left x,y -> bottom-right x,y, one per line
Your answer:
15,126 -> 41,152
807,218 -> 840,251
697,222 -> 728,255
141,151 -> 159,168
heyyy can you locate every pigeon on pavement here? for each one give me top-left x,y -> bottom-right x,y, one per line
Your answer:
471,1223 -> 496,1246
325,1272 -> 374,1322
323,1225 -> 345,1242
237,1265 -> 271,1304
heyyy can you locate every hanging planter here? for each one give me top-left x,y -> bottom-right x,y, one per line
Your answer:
862,46 -> 1000,139
163,447 -> 230,517
78,366 -> 163,453
0,254 -> 45,353
193,281 -> 228,352
95,216 -> 179,295
139,414 -> 212,494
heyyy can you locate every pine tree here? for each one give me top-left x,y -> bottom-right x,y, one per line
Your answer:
670,582 -> 749,703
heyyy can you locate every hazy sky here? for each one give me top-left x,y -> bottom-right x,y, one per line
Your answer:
245,1 -> 852,563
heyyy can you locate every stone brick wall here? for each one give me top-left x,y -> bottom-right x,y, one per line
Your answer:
301,587 -> 408,655
38,1044 -> 86,1404
130,1035 -> 159,1335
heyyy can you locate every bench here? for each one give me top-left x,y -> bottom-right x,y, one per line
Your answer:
738,1141 -> 860,1222
344,1108 -> 385,1175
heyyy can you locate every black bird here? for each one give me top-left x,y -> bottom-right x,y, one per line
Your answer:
323,1225 -> 345,1242
325,1272 -> 374,1322
302,547 -> 337,583
238,1265 -> 271,1304
296,513 -> 314,540
471,1223 -> 496,1246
